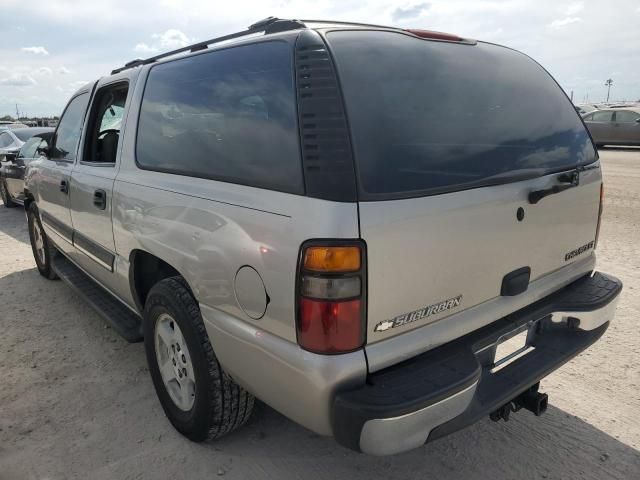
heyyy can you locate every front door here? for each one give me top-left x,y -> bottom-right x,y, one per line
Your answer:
69,81 -> 129,282
37,92 -> 92,252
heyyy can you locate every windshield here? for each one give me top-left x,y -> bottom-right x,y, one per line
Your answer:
328,30 -> 597,200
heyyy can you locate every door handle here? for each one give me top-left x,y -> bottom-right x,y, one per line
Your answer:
59,180 -> 69,194
93,189 -> 107,210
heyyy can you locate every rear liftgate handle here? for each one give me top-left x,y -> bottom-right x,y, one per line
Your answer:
528,170 -> 580,205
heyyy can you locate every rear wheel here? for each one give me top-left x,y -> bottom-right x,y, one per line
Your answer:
0,179 -> 16,208
143,276 -> 254,441
27,203 -> 58,280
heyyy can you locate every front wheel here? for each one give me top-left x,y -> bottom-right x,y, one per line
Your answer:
0,179 -> 16,208
143,277 -> 255,442
27,203 -> 58,280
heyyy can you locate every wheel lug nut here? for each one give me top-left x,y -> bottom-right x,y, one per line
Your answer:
181,355 -> 186,363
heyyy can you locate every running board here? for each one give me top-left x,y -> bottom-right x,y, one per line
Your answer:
52,254 -> 143,342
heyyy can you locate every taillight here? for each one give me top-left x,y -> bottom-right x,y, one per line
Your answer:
595,183 -> 604,247
296,241 -> 366,354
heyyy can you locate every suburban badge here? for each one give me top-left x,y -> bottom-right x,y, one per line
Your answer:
374,295 -> 463,332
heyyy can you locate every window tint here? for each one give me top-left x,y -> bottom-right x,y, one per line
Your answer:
18,137 -> 41,158
328,31 -> 597,199
615,110 -> 640,123
84,83 -> 128,164
52,93 -> 90,162
0,132 -> 13,148
591,110 -> 614,122
136,41 -> 302,194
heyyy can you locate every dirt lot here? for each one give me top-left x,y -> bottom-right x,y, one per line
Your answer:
1,148 -> 639,480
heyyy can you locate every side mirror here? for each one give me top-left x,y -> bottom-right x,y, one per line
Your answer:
635,118 -> 640,124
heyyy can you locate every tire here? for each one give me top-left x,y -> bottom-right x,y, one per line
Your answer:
27,203 -> 59,280
0,179 -> 16,208
143,276 -> 254,442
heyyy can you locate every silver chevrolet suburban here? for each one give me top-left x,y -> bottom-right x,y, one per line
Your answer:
23,18 -> 622,455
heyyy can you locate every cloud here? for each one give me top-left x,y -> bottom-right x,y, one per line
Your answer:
134,29 -> 190,53
549,17 -> 582,28
134,43 -> 158,54
0,73 -> 37,86
392,3 -> 431,22
563,2 -> 584,16
67,80 -> 90,91
35,67 -> 53,76
58,66 -> 70,74
21,46 -> 49,55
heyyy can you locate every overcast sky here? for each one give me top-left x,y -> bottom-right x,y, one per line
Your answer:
0,0 -> 638,117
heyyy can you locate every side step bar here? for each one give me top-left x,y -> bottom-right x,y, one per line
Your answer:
52,254 -> 143,342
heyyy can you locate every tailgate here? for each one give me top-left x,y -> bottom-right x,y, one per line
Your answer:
325,29 -> 602,344
360,169 -> 601,342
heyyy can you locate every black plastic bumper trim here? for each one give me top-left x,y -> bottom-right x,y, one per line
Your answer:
331,271 -> 622,452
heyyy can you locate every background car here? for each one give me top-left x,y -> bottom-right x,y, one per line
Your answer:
575,104 -> 599,116
0,122 -> 29,131
0,127 -> 51,162
582,107 -> 640,147
0,128 -> 53,207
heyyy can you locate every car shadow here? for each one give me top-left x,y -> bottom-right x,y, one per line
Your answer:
0,248 -> 638,479
598,145 -> 640,153
0,200 -> 29,245
202,398 -> 639,479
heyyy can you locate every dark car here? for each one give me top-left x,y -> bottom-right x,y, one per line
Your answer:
0,129 -> 53,207
582,108 -> 640,147
0,127 -> 52,162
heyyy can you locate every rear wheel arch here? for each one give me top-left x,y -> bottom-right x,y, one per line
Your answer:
129,250 -> 190,312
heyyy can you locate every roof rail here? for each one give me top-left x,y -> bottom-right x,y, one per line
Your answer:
111,17 -> 306,74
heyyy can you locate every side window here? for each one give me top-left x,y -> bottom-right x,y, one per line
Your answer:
18,137 -> 41,159
83,83 -> 128,164
583,113 -> 594,121
614,110 -> 640,123
0,132 -> 14,148
136,41 -> 303,194
590,111 -> 614,122
51,93 -> 90,162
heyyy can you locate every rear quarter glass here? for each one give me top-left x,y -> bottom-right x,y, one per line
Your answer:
325,30 -> 597,200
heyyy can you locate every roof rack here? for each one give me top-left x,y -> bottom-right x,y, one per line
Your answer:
111,17 -> 306,74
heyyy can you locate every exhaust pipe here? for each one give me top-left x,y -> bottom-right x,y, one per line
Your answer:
490,383 -> 548,422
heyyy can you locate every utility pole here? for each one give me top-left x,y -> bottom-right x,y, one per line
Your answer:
604,78 -> 613,103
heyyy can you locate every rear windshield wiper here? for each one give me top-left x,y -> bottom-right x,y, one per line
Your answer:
528,169 -> 580,204
457,168 -> 551,190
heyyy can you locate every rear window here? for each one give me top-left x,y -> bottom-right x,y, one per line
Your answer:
14,130 -> 36,142
136,40 -> 303,194
328,31 -> 597,200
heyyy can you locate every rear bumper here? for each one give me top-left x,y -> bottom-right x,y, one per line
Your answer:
332,271 -> 622,455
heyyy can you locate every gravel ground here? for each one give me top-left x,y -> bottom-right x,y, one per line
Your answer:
0,148 -> 639,480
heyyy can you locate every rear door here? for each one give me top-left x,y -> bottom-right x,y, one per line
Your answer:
36,92 -> 92,250
612,110 -> 640,145
69,79 -> 131,281
327,30 -> 601,342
